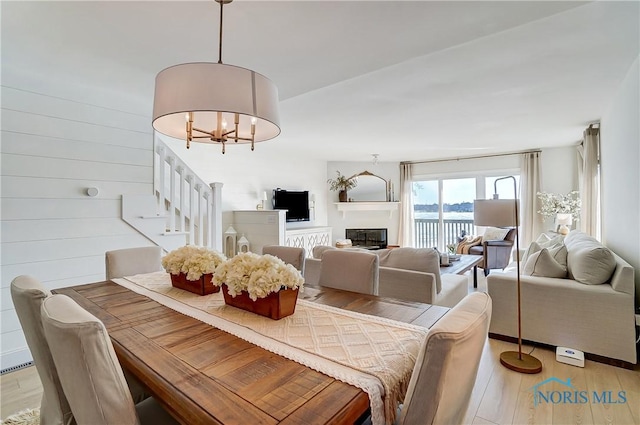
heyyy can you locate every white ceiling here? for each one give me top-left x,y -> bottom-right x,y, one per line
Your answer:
2,1 -> 639,162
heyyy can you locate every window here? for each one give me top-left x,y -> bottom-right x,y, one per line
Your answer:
413,173 -> 520,250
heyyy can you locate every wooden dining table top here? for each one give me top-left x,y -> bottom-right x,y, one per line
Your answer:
55,280 -> 449,425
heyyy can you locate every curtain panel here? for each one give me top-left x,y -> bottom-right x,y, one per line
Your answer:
398,163 -> 415,247
520,152 -> 543,246
577,126 -> 600,238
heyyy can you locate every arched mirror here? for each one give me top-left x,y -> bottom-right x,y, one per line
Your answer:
348,171 -> 389,201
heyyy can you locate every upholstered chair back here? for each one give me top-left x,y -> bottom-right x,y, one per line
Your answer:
400,292 -> 492,425
10,276 -> 73,425
262,245 -> 306,274
105,246 -> 163,280
318,250 -> 379,295
40,294 -> 140,425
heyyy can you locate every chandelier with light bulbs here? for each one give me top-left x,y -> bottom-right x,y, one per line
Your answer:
152,0 -> 280,154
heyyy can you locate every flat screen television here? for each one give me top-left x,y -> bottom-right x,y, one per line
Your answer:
273,189 -> 310,222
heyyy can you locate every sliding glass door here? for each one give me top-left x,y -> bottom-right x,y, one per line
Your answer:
413,178 -> 475,249
413,174 -> 519,250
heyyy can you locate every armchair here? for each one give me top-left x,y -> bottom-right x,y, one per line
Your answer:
468,228 -> 516,276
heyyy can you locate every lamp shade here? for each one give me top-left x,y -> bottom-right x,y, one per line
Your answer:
474,199 -> 519,227
555,213 -> 572,226
152,62 -> 281,144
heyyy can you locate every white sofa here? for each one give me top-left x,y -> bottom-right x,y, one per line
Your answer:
304,246 -> 468,308
488,231 -> 636,365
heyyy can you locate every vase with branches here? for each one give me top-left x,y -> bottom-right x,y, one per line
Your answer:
327,171 -> 357,202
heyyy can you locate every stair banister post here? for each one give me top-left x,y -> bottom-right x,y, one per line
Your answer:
203,192 -> 211,248
177,166 -> 185,232
196,184 -> 204,247
157,145 -> 166,216
209,182 -> 224,252
187,175 -> 195,245
168,156 -> 176,233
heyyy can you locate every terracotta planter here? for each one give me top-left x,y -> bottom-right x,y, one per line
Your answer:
221,284 -> 299,320
170,272 -> 220,296
338,190 -> 348,202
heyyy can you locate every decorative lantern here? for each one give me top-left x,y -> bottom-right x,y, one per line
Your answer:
237,234 -> 250,253
224,226 -> 238,257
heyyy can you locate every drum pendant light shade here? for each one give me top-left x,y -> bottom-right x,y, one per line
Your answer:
152,62 -> 280,144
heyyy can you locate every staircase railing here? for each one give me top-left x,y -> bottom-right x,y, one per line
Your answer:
154,136 -> 223,251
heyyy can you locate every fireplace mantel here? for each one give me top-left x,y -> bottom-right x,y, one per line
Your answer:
334,202 -> 400,218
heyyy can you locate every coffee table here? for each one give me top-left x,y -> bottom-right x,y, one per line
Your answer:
440,254 -> 483,288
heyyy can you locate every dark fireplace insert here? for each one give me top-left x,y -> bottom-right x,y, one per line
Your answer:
345,228 -> 388,250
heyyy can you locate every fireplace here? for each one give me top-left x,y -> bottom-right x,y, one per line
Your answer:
345,228 -> 388,250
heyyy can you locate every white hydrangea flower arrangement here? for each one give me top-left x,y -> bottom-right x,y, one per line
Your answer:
162,245 -> 227,281
537,191 -> 581,222
213,252 -> 304,301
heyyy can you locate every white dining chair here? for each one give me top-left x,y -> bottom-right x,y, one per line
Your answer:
10,275 -> 73,425
105,246 -> 163,280
40,294 -> 178,425
262,245 -> 306,274
399,292 -> 492,425
318,249 -> 379,295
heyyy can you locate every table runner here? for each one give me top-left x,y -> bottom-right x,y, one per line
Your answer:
114,272 -> 429,425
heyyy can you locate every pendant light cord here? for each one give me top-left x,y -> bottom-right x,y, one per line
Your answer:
218,0 -> 224,64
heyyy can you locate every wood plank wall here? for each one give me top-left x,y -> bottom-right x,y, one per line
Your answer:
1,83 -> 156,369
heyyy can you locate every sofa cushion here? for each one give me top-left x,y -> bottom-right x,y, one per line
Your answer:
482,227 -> 510,243
377,248 -> 442,294
564,231 -> 616,285
523,246 -> 568,278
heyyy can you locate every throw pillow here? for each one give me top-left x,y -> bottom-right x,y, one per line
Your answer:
521,242 -> 542,264
568,247 -> 616,285
522,234 -> 566,264
535,233 -> 564,248
563,231 -> 616,284
482,227 -> 510,243
523,247 -> 568,278
549,244 -> 568,269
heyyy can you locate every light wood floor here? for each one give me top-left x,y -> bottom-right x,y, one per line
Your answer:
2,274 -> 639,424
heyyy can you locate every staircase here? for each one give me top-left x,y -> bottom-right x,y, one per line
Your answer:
122,135 -> 223,252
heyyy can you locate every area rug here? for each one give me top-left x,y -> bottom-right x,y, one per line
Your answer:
1,408 -> 40,425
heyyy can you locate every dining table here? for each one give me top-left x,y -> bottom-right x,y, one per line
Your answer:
54,277 -> 449,425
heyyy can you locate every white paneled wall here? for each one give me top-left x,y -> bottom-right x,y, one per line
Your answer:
0,82 -> 155,370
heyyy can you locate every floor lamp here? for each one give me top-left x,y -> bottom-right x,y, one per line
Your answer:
474,176 -> 542,374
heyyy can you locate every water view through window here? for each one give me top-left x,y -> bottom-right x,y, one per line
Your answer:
413,175 -> 520,249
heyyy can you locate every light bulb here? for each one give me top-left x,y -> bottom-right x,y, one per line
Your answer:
251,117 -> 257,125
221,119 -> 228,129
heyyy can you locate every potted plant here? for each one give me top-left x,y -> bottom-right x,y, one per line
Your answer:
162,245 -> 227,295
327,171 -> 357,202
213,252 -> 305,319
537,191 -> 581,234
